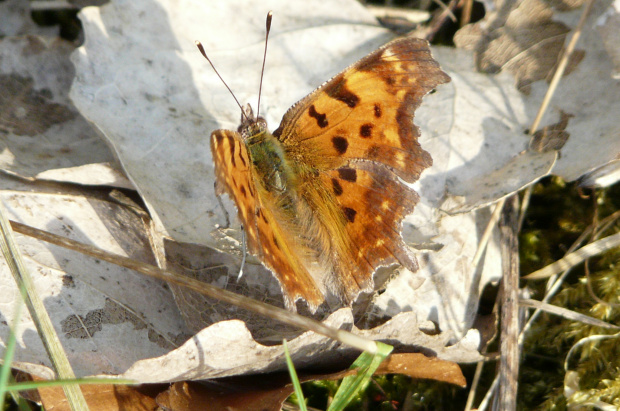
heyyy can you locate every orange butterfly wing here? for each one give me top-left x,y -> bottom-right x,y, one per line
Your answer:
275,38 -> 449,183
273,38 -> 450,302
210,130 -> 324,308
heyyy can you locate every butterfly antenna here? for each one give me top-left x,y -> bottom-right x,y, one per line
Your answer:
195,40 -> 248,122
256,11 -> 273,119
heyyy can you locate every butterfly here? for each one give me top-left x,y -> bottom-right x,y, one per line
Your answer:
209,36 -> 450,310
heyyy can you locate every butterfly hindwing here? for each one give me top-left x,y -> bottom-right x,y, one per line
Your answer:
321,162 -> 420,300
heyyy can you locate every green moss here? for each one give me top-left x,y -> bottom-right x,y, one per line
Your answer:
519,177 -> 620,409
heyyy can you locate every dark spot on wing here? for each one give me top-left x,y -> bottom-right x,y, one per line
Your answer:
325,76 -> 360,108
257,208 -> 268,223
332,136 -> 348,154
360,124 -> 373,138
331,178 -> 343,196
272,235 -> 280,250
229,139 -> 236,168
337,167 -> 357,183
343,207 -> 357,223
308,105 -> 328,128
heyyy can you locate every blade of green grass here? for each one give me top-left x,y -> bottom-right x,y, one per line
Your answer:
283,339 -> 307,411
5,377 -> 136,393
0,292 -> 24,410
2,373 -> 33,411
328,341 -> 393,411
0,203 -> 88,410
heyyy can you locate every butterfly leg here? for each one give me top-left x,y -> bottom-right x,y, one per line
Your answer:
236,225 -> 247,280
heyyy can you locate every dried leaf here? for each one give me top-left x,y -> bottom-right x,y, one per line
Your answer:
454,0 -> 620,186
35,384 -> 159,411
0,35 -> 130,187
454,0 -> 585,94
596,0 -> 620,78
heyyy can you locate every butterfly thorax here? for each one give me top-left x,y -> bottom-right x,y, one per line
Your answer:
239,108 -> 296,201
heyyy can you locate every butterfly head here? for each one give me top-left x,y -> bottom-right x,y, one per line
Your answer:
238,103 -> 268,140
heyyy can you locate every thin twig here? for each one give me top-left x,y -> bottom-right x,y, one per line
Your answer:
471,198 -> 506,270
425,0 -> 460,42
498,195 -> 520,411
461,0 -> 474,27
520,299 -> 620,330
523,232 -> 620,280
517,185 -> 533,232
464,299 -> 498,411
9,220 -> 380,355
529,0 -> 595,133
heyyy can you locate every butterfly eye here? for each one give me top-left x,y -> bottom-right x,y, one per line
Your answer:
257,117 -> 268,129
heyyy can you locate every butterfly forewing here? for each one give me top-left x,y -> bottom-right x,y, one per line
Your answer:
211,130 -> 261,255
274,38 -> 450,183
210,129 -> 324,309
